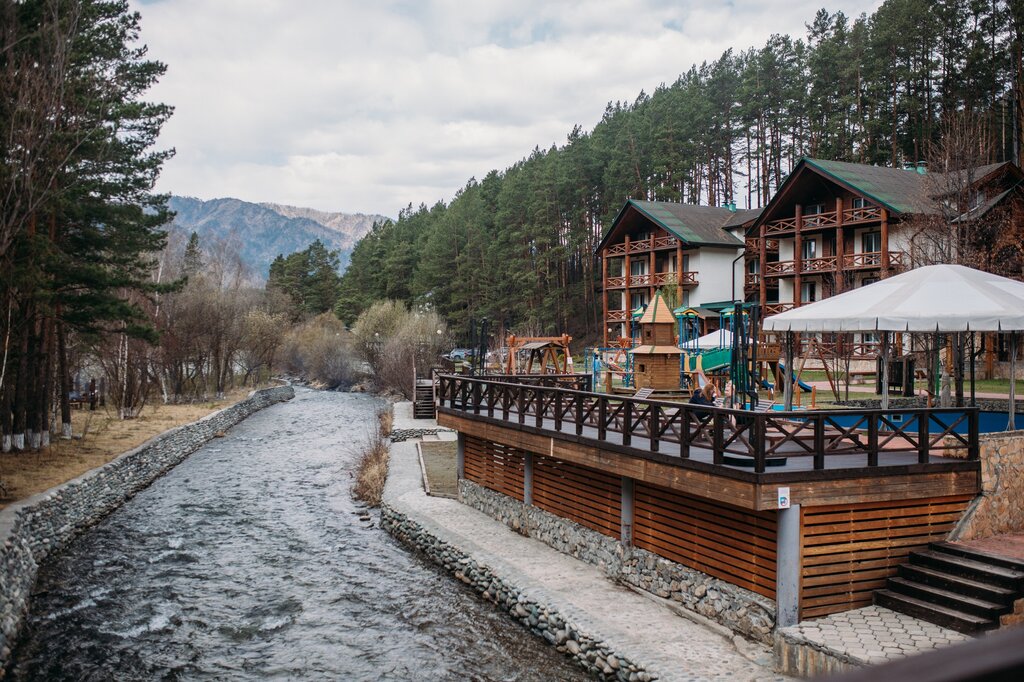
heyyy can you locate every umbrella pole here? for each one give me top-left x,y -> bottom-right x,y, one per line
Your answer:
881,332 -> 890,411
1010,331 -> 1018,432
784,331 -> 794,411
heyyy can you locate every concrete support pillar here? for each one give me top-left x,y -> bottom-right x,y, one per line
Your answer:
524,452 -> 534,506
456,432 -> 465,479
620,477 -> 634,546
776,503 -> 801,628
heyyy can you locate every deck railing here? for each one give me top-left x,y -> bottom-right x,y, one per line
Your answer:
437,375 -> 979,475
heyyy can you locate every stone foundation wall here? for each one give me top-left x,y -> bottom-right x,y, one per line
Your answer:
949,430 -> 1024,541
459,479 -> 776,644
0,385 -> 294,674
380,503 -> 656,681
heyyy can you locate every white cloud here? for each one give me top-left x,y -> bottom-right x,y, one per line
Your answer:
131,0 -> 883,216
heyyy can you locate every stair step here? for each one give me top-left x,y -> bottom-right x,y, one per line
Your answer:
931,542 -> 1024,572
887,577 -> 1009,618
899,564 -> 1016,604
875,590 -> 995,634
911,550 -> 1024,589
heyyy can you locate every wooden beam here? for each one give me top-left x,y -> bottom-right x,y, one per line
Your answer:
602,249 -> 609,347
835,196 -> 845,293
758,222 -> 767,309
881,208 -> 890,276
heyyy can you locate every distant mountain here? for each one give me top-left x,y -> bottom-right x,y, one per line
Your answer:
166,196 -> 387,279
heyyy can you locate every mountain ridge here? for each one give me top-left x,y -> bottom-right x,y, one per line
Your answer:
166,196 -> 387,279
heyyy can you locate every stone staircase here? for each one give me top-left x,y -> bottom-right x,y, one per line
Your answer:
413,379 -> 436,420
875,541 -> 1024,634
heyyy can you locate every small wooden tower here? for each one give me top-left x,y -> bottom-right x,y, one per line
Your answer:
630,291 -> 683,391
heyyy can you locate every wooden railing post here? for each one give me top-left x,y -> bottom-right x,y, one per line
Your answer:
918,412 -> 930,464
622,400 -> 633,446
472,380 -> 481,415
752,414 -> 766,473
554,390 -> 563,431
867,416 -> 879,466
517,385 -> 526,425
575,394 -> 584,435
598,396 -> 608,440
813,415 -> 825,469
680,407 -> 691,459
459,379 -> 468,410
486,383 -> 495,418
649,404 -> 660,452
968,409 -> 980,460
712,412 -> 724,465
534,386 -> 544,428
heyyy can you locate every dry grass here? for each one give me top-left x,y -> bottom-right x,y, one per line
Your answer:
0,386 -> 258,510
353,406 -> 393,506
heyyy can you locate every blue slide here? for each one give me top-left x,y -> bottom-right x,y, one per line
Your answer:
777,363 -> 813,392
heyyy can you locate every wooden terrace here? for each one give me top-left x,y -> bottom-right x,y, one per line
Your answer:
436,374 -> 980,512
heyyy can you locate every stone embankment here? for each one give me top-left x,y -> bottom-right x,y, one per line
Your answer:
459,480 -> 776,644
0,384 -> 294,674
383,506 -> 654,681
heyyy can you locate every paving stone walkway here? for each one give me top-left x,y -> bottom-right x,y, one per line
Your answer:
777,605 -> 969,667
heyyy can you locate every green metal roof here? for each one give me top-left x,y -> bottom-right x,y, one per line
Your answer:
803,159 -> 936,214
596,199 -> 756,254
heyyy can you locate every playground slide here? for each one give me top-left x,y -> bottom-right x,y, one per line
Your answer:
777,363 -> 813,392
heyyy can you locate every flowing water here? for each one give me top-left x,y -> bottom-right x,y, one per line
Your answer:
8,389 -> 586,681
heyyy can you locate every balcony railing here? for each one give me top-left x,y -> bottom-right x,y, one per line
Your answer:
763,205 -> 884,236
843,251 -> 907,270
765,253 -> 908,277
604,272 -> 699,289
604,235 -> 681,256
607,309 -> 629,322
437,375 -> 979,476
763,302 -> 794,316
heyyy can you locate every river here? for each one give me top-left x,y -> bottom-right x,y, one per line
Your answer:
8,389 -> 587,681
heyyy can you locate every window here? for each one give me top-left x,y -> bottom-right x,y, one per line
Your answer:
801,281 -> 817,303
862,231 -> 881,254
802,239 -> 817,261
638,363 -> 646,373
630,259 -> 648,276
630,292 -> 648,309
852,197 -> 870,209
749,260 -> 760,274
804,203 -> 826,227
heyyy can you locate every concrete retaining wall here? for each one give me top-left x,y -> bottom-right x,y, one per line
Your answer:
460,479 -> 776,644
0,384 -> 294,674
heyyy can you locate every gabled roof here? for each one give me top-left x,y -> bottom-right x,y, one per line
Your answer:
752,159 -> 1022,234
800,158 -> 936,214
597,199 -> 754,254
638,291 -> 675,325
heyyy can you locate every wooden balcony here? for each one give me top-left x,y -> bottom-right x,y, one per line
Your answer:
765,253 -> 905,277
436,375 -> 980,510
746,238 -> 779,252
843,251 -> 907,270
604,271 -> 698,289
604,235 -> 680,256
762,206 -> 883,236
764,302 -> 794,316
607,309 -> 629,322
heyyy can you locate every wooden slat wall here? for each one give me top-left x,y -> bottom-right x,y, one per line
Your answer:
463,436 -> 525,501
800,495 -> 974,619
633,482 -> 778,599
533,455 -> 621,538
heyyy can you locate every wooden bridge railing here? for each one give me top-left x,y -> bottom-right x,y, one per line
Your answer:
436,375 -> 979,475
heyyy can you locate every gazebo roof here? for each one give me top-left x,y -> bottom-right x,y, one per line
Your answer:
638,291 -> 676,325
762,264 -> 1024,332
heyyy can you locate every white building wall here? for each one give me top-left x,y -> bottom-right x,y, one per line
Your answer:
692,246 -> 744,306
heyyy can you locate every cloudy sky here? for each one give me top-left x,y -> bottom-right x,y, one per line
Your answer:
132,0 -> 883,218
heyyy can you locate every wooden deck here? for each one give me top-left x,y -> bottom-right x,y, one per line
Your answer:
437,375 -> 980,511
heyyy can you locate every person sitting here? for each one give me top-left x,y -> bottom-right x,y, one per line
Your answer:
689,384 -> 717,407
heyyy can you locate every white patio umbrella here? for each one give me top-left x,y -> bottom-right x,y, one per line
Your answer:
762,265 -> 1024,426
